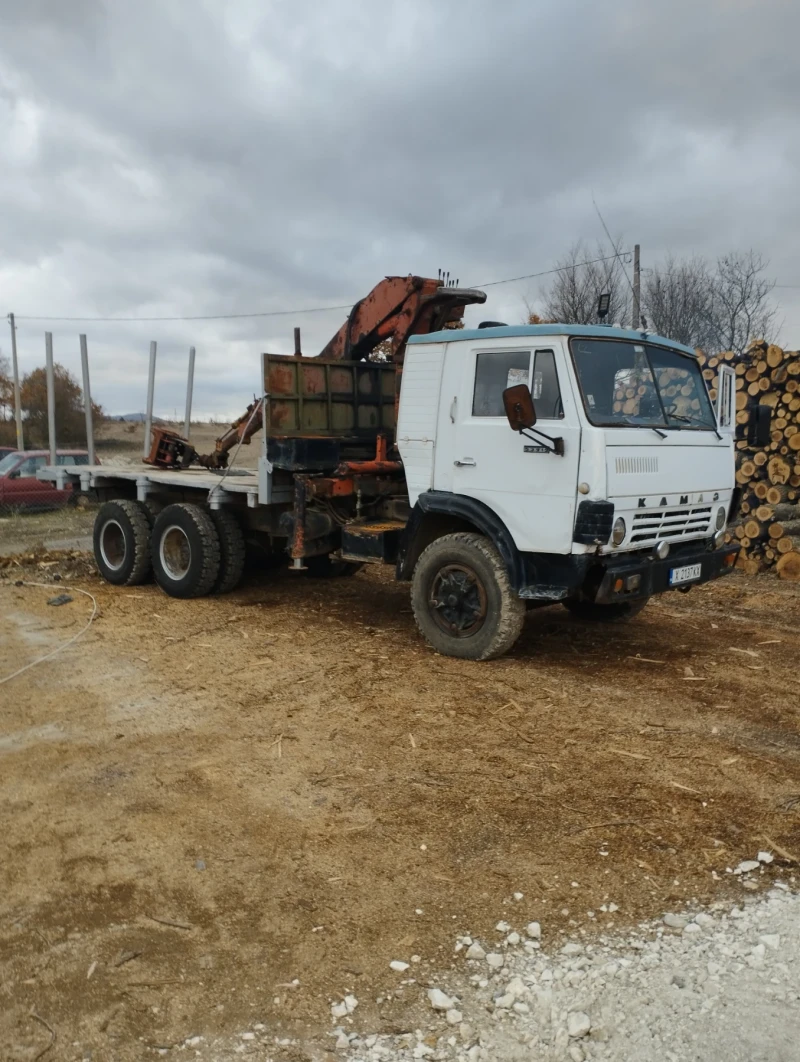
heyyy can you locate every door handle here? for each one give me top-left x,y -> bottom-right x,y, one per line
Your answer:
454,458 -> 477,467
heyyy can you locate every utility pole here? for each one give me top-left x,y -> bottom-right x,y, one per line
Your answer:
8,313 -> 24,450
632,244 -> 641,329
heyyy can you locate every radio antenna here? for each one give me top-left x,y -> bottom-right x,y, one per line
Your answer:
591,195 -> 636,304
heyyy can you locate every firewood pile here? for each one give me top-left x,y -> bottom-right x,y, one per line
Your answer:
698,342 -> 800,580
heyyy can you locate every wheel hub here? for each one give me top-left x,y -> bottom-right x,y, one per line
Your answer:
160,525 -> 192,580
429,564 -> 487,637
99,520 -> 125,571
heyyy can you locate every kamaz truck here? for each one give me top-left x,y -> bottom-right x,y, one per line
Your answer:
41,275 -> 740,660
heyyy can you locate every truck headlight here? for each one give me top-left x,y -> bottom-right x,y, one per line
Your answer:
715,505 -> 727,530
611,517 -> 626,546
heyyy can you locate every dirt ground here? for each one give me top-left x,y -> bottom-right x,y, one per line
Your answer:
1,544 -> 799,1062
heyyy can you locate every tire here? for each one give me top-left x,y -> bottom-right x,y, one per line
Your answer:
563,596 -> 650,623
411,532 -> 525,661
209,508 -> 246,594
93,500 -> 153,586
304,554 -> 364,578
151,503 -> 221,599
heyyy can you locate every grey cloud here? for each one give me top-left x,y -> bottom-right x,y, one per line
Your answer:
0,0 -> 798,417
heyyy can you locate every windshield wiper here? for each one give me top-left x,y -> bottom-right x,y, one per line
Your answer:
668,412 -> 722,439
650,426 -> 667,439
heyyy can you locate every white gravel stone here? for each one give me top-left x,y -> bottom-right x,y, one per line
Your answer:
465,942 -> 486,960
505,932 -> 521,946
486,953 -> 505,969
561,942 -> 584,956
759,933 -> 781,950
446,1008 -> 463,1025
495,921 -> 511,933
683,922 -> 702,936
663,913 -> 689,929
428,988 -> 455,1011
526,922 -> 542,940
694,912 -> 715,929
513,892 -> 524,901
389,961 -> 410,972
567,1011 -> 592,1038
733,860 -> 761,875
758,851 -> 774,864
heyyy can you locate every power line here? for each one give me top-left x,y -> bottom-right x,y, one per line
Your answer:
13,302 -> 355,323
473,252 -> 629,288
11,253 -> 631,324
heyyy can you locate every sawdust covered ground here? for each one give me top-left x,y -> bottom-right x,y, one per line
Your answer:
1,553 -> 799,1061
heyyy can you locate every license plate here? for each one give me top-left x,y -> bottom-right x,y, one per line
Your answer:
669,562 -> 702,586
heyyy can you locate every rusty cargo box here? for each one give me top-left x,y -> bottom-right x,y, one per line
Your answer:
262,354 -> 396,438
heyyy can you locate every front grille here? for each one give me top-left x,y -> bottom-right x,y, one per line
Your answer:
630,506 -> 713,544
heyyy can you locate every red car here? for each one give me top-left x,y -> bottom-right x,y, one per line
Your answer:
0,449 -> 92,510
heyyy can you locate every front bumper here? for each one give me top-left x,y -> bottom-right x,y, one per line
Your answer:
594,542 -> 740,604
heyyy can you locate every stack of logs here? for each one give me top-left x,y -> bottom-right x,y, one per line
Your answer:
698,341 -> 800,579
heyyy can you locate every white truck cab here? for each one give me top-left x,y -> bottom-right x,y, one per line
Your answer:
396,323 -> 739,652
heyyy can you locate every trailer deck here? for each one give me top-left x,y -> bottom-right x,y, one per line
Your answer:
38,457 -> 292,507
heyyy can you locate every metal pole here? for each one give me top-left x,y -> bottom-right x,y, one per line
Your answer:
143,340 -> 157,458
45,331 -> 57,465
632,243 -> 641,329
8,313 -> 24,450
80,334 -> 96,466
293,327 -> 302,357
183,345 -> 195,438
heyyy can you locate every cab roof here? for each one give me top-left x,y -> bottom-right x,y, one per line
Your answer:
408,323 -> 698,357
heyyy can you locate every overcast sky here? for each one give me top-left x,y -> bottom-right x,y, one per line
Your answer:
1,0 -> 799,419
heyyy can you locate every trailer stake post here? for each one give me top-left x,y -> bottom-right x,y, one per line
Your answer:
45,331 -> 57,466
8,313 -> 24,450
79,334 -> 96,465
143,340 -> 157,458
184,345 -> 196,439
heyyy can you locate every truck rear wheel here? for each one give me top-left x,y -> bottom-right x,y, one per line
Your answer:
151,503 -> 221,599
411,532 -> 525,661
563,597 -> 650,623
209,508 -> 246,593
93,500 -> 153,586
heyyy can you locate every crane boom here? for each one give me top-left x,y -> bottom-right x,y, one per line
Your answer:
144,274 -> 485,469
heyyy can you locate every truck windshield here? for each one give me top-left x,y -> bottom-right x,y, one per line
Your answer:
0,453 -> 20,475
570,338 -> 716,430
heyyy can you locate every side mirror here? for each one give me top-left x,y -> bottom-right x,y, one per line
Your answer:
503,384 -> 537,431
8,469 -> 20,479
749,405 -> 772,448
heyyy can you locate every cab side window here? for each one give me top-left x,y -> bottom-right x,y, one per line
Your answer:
532,349 -> 563,420
472,351 -> 531,416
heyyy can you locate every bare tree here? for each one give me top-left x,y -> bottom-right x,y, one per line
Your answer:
642,255 -> 716,349
537,241 -> 631,326
709,250 -> 778,354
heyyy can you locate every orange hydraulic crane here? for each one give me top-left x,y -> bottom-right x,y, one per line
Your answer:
145,274 -> 485,470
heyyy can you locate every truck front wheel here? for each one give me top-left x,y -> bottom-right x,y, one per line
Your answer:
151,503 -> 221,599
93,500 -> 153,586
411,532 -> 525,661
563,597 -> 650,623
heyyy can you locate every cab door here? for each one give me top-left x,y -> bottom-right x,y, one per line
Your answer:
434,341 -> 581,554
